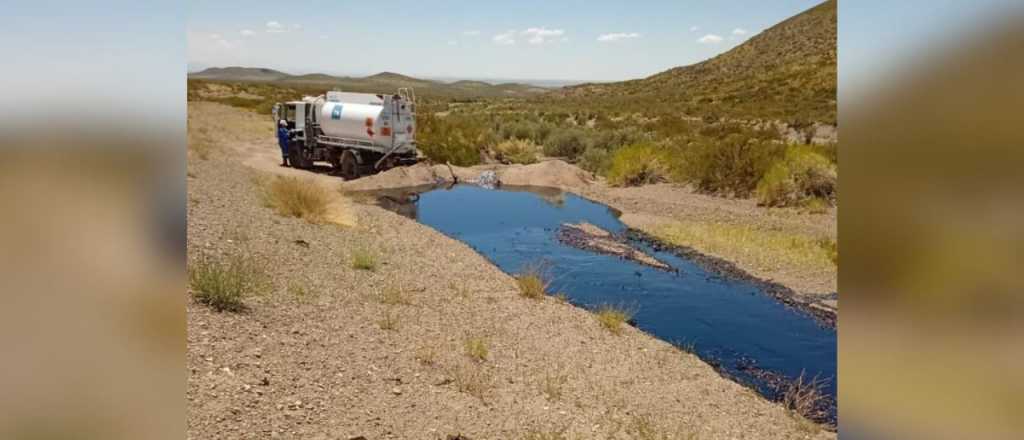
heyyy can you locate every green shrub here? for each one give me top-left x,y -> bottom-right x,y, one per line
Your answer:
493,138 -> 539,164
543,129 -> 589,159
189,253 -> 268,312
755,145 -> 837,206
606,143 -> 670,187
680,135 -> 785,196
416,113 -> 492,166
578,146 -> 611,174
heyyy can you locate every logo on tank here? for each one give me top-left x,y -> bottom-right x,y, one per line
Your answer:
331,105 -> 343,120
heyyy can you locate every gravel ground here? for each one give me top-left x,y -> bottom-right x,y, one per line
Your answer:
187,102 -> 835,439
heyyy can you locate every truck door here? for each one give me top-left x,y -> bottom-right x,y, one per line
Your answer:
294,103 -> 306,131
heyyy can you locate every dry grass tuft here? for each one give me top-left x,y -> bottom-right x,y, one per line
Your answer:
452,363 -> 490,399
378,309 -> 399,331
257,176 -> 332,223
595,304 -> 634,335
654,220 -> 835,275
351,247 -> 379,271
782,371 -> 831,425
415,345 -> 437,366
516,262 -> 551,300
378,285 -> 410,305
464,337 -> 489,362
189,252 -> 268,312
541,373 -> 568,401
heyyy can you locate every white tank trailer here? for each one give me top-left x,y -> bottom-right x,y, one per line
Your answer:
272,88 -> 419,179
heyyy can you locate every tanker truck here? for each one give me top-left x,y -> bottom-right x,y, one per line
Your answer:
272,88 -> 419,179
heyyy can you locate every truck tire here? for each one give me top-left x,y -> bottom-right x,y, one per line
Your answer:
289,141 -> 311,169
339,150 -> 360,180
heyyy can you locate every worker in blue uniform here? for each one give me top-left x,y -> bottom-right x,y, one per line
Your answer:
277,120 -> 290,167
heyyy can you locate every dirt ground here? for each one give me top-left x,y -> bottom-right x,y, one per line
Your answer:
187,102 -> 835,439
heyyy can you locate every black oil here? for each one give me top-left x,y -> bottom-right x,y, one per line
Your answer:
374,184 -> 836,421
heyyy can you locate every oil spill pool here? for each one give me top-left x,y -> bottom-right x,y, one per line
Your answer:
375,184 -> 836,421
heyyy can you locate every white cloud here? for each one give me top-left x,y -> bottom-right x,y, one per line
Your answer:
462,30 -> 481,36
266,21 -> 285,33
240,29 -> 255,37
521,27 -> 564,45
689,26 -> 699,32
597,32 -> 640,42
697,34 -> 723,44
732,28 -> 748,36
493,30 -> 516,45
447,40 -> 458,46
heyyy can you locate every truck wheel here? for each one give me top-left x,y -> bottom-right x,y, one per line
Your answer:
340,150 -> 360,180
288,142 -> 309,169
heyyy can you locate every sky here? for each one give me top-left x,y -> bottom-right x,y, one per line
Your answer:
187,0 -> 827,82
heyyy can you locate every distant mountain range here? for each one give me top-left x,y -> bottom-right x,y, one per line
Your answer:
188,67 -> 550,98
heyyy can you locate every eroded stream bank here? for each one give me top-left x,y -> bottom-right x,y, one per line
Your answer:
364,184 -> 837,423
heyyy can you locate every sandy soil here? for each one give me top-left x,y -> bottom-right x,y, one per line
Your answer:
187,102 -> 835,439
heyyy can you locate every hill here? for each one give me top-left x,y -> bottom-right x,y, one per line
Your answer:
189,66 -> 290,81
554,0 -> 837,125
187,68 -> 548,99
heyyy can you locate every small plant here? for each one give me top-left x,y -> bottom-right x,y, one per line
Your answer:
257,176 -> 332,223
378,286 -> 410,305
464,337 -> 489,362
818,237 -> 838,266
452,363 -> 490,399
288,282 -> 312,298
351,247 -> 378,271
189,252 -> 268,312
541,373 -> 568,401
415,345 -> 437,366
378,310 -> 399,331
553,292 -> 570,303
781,371 -> 831,425
516,262 -> 551,300
595,304 -> 634,335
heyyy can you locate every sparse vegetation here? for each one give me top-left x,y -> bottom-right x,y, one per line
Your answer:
464,337 -> 489,362
415,345 -> 437,366
378,285 -> 411,305
452,363 -> 490,399
189,252 -> 268,312
654,220 -> 835,275
755,145 -> 836,207
606,143 -> 671,187
818,237 -> 838,266
351,247 -> 379,271
378,309 -> 399,331
257,176 -> 332,223
493,138 -> 540,164
541,373 -> 568,401
781,371 -> 831,426
594,304 -> 634,335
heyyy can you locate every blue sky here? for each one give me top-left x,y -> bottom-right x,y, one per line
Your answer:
187,0 -> 826,81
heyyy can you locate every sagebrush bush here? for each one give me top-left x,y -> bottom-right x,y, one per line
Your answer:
493,138 -> 539,164
543,129 -> 589,159
755,145 -> 836,207
578,146 -> 611,174
257,176 -> 332,223
416,112 -> 492,166
680,134 -> 785,196
606,143 -> 670,187
189,253 -> 268,312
